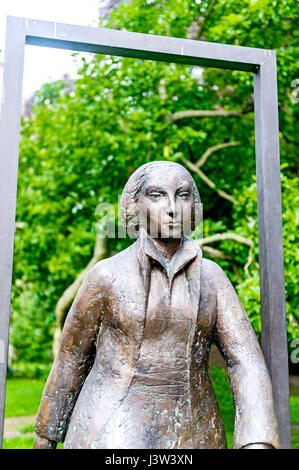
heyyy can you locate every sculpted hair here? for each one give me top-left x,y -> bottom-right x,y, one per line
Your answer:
120,161 -> 201,238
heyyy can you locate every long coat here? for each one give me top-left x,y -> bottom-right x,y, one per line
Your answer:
35,230 -> 279,449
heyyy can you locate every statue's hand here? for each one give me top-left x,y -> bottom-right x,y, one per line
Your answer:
243,443 -> 274,449
34,433 -> 57,449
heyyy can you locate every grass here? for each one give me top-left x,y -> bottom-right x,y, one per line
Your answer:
19,424 -> 35,434
3,368 -> 299,449
3,436 -> 35,449
290,394 -> 299,449
210,366 -> 234,448
4,378 -> 45,418
3,436 -> 64,449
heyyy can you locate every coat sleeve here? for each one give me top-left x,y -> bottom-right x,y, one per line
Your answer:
35,264 -> 105,443
210,260 -> 280,449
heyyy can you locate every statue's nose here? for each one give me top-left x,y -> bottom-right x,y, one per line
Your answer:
167,196 -> 177,217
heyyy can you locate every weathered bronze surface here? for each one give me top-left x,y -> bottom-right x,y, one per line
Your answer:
34,161 -> 279,449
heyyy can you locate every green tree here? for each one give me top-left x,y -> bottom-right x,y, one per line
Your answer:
11,0 -> 298,363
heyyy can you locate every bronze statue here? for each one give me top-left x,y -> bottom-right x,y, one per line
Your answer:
34,161 -> 279,449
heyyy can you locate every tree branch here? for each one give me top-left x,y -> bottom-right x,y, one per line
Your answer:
197,233 -> 254,276
197,232 -> 253,247
181,156 -> 239,205
244,243 -> 253,276
201,245 -> 232,260
166,109 -> 244,123
195,0 -> 217,40
196,141 -> 240,168
15,222 -> 26,229
158,78 -> 167,102
232,263 -> 243,282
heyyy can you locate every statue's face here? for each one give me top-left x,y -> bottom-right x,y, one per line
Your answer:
137,164 -> 195,239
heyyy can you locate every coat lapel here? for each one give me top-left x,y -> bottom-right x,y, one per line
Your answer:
185,245 -> 202,355
137,230 -> 202,323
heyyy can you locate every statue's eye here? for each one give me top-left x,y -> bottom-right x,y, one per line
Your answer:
178,192 -> 190,199
149,192 -> 162,199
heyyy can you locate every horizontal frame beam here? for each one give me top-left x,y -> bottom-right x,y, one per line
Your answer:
21,16 -> 269,72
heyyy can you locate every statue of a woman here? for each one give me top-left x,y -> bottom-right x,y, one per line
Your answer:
34,161 -> 279,449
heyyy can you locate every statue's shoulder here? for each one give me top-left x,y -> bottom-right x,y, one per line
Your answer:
85,242 -> 138,286
201,257 -> 229,285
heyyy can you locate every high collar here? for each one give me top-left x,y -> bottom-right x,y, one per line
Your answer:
136,228 -> 202,332
137,228 -> 200,284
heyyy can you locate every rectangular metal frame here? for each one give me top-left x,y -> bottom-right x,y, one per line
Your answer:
0,16 -> 291,448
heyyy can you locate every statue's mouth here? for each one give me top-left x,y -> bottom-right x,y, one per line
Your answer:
167,222 -> 182,227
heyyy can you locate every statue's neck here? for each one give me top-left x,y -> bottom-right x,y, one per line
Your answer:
149,237 -> 182,262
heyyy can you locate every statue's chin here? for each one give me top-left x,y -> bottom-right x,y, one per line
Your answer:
140,224 -> 193,240
152,230 -> 192,240
151,232 -> 185,241
161,229 -> 191,239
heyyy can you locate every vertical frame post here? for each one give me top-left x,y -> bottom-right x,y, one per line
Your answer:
0,17 -> 26,448
254,52 -> 291,448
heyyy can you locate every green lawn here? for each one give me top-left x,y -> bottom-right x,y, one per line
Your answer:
3,436 -> 35,449
290,394 -> 299,449
210,367 -> 234,448
4,378 -> 45,418
3,368 -> 298,449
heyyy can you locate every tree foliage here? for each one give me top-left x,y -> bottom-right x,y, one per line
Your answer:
11,0 -> 298,362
